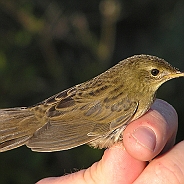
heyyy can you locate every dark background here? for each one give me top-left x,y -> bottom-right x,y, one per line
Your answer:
0,0 -> 184,183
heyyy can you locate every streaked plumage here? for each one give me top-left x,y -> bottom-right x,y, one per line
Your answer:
0,54 -> 183,152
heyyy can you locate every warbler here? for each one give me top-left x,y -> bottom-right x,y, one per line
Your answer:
0,54 -> 183,152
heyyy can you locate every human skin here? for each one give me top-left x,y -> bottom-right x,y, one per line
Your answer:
37,99 -> 184,184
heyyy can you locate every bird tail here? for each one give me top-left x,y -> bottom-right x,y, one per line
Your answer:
0,107 -> 38,152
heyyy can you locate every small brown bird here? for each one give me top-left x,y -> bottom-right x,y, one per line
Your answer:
0,54 -> 183,152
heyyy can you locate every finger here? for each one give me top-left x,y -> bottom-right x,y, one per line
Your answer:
123,99 -> 178,161
36,143 -> 147,184
133,141 -> 184,184
151,99 -> 178,154
36,99 -> 178,184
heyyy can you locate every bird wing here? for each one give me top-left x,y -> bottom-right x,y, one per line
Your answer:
27,85 -> 138,152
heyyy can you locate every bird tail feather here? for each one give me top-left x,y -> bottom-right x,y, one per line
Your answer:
0,107 -> 38,152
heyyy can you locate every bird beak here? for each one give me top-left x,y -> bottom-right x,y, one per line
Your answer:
168,71 -> 184,79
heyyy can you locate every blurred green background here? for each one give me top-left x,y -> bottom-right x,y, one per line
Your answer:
0,0 -> 184,183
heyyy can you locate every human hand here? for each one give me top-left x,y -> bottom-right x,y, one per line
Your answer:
37,99 -> 184,184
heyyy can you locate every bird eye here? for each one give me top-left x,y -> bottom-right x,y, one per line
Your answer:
151,69 -> 159,76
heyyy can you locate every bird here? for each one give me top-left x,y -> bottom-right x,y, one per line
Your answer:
0,54 -> 183,152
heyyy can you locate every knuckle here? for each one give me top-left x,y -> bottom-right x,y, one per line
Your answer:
154,159 -> 184,184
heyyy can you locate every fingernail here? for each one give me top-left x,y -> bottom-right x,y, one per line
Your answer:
132,126 -> 156,151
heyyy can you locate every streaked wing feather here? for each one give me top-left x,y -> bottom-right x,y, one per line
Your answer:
27,120 -> 98,152
27,84 -> 139,151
